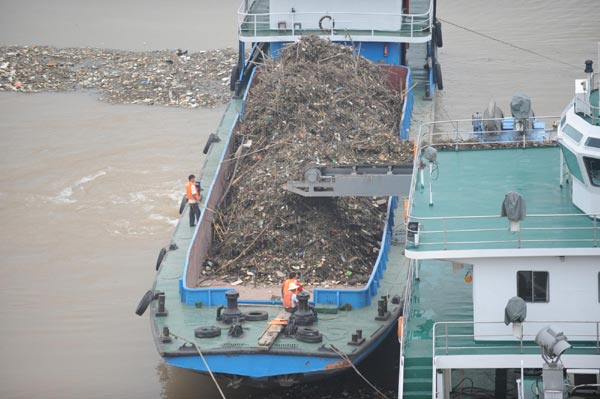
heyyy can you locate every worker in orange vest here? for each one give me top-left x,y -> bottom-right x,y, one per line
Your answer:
281,272 -> 303,298
186,174 -> 201,227
283,282 -> 301,310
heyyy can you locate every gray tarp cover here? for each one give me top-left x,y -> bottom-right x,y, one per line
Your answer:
510,94 -> 533,119
504,296 -> 527,325
501,191 -> 526,221
483,100 -> 504,132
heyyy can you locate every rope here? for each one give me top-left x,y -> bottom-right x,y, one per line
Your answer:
329,344 -> 391,399
168,332 -> 228,399
438,18 -> 581,70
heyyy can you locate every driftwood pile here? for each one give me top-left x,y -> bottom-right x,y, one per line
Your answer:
208,37 -> 413,286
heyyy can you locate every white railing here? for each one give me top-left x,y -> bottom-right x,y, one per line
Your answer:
407,212 -> 599,249
397,258 -> 416,399
574,72 -> 600,125
237,0 -> 433,40
433,320 -> 600,356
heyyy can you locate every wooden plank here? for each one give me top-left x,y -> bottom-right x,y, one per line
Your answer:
257,310 -> 291,351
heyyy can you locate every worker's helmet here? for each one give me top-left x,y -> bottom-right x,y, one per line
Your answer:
288,283 -> 299,291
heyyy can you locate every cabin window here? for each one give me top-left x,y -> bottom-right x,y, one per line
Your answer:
563,124 -> 583,143
583,157 -> 600,187
517,271 -> 549,302
586,137 -> 600,149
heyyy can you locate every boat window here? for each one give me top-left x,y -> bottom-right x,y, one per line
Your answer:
583,157 -> 600,187
586,137 -> 600,149
563,124 -> 583,143
517,271 -> 549,303
560,115 -> 566,129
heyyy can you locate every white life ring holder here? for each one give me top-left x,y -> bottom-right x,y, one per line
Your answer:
318,15 -> 335,34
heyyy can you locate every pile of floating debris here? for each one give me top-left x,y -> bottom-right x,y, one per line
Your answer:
208,36 -> 413,286
0,46 -> 236,107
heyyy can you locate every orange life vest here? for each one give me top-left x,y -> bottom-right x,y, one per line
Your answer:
186,181 -> 199,201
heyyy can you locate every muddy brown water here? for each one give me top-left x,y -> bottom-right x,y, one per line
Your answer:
0,0 -> 599,398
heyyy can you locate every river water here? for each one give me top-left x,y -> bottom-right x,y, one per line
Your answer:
0,1 -> 598,398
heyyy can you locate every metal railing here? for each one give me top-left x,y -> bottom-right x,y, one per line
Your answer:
237,0 -> 432,40
433,320 -> 600,356
407,212 -> 599,250
574,72 -> 600,126
397,258 -> 416,399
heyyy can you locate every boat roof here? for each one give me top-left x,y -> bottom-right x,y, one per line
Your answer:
405,127 -> 600,259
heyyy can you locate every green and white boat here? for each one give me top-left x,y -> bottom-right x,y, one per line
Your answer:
400,59 -> 600,398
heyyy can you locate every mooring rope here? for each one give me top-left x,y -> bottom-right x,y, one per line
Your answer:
329,344 -> 391,399
168,332 -> 228,399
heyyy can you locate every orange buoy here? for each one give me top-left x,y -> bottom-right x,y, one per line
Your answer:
403,198 -> 409,222
397,316 -> 403,337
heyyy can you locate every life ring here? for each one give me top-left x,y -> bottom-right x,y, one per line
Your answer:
194,325 -> 221,338
135,290 -> 156,316
179,194 -> 188,215
318,15 -> 335,34
156,247 -> 167,271
243,310 -> 269,321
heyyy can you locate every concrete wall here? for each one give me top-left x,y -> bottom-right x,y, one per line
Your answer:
471,256 -> 600,341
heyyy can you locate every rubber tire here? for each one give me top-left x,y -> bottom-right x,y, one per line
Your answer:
194,325 -> 221,338
434,20 -> 443,48
156,247 -> 167,271
229,65 -> 239,92
203,133 -> 217,155
434,61 -> 443,91
296,327 -> 323,343
179,195 -> 188,215
243,310 -> 269,321
135,290 -> 155,316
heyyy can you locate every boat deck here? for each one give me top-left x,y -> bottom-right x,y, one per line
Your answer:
406,146 -> 599,256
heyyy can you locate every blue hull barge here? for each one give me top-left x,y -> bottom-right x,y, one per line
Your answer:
137,0 -> 441,389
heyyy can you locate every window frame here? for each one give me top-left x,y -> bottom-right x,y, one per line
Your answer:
517,270 -> 549,303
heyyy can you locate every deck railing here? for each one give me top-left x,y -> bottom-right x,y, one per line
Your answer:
406,212 -> 599,250
237,0 -> 432,40
574,71 -> 600,126
397,258 -> 416,399
433,320 -> 600,357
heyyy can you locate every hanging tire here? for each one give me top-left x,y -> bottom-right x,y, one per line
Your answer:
203,133 -> 219,154
156,247 -> 167,271
229,65 -> 239,92
135,290 -> 156,316
434,20 -> 443,48
179,195 -> 188,215
194,325 -> 221,338
434,61 -> 444,90
296,327 -> 323,343
243,310 -> 269,321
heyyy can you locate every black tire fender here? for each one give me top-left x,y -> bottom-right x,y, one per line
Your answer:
434,61 -> 443,91
194,325 -> 222,338
296,327 -> 323,343
156,247 -> 167,271
243,310 -> 269,321
203,133 -> 219,155
434,20 -> 443,48
135,290 -> 156,316
229,65 -> 239,92
179,194 -> 188,215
